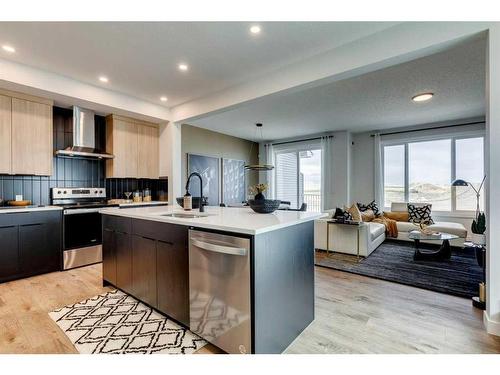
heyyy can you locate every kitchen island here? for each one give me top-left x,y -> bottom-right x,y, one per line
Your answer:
99,205 -> 326,354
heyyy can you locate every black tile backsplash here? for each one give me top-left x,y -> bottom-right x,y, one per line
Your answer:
0,107 -> 166,205
106,177 -> 168,201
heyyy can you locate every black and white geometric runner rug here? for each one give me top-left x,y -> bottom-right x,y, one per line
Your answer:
49,290 -> 206,354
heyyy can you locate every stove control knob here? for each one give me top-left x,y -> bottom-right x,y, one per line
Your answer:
99,190 -> 103,194
94,190 -> 98,194
63,190 -> 67,194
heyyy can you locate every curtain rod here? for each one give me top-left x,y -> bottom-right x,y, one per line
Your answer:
271,135 -> 333,146
370,121 -> 485,137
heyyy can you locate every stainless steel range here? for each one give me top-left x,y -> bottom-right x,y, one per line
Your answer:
52,187 -> 117,270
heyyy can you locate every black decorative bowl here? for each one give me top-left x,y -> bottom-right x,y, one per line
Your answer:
176,196 -> 208,209
247,199 -> 281,214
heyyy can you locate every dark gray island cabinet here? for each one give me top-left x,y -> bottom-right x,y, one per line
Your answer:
101,210 -> 317,354
0,210 -> 62,283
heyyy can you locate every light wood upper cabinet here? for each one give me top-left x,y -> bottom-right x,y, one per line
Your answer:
137,123 -> 159,179
11,97 -> 53,176
106,115 -> 159,178
0,95 -> 12,174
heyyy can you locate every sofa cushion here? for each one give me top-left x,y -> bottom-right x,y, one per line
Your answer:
396,221 -> 467,238
396,221 -> 418,233
428,222 -> 467,238
369,222 -> 386,241
383,211 -> 409,222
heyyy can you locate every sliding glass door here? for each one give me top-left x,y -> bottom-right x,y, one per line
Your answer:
274,146 -> 322,211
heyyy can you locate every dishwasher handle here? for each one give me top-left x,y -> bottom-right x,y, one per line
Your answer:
191,238 -> 247,256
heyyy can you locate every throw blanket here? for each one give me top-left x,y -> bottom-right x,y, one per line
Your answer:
372,216 -> 398,238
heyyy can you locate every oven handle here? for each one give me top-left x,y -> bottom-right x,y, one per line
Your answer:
64,208 -> 103,215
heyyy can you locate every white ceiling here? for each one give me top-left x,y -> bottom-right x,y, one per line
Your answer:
0,22 -> 397,107
190,35 -> 486,141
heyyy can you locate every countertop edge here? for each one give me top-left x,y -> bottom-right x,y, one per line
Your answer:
99,207 -> 327,235
0,206 -> 63,214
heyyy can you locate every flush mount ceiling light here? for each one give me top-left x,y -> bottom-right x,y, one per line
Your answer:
245,123 -> 274,171
178,63 -> 189,72
250,25 -> 261,34
160,96 -> 168,102
99,76 -> 109,83
2,45 -> 15,53
412,93 -> 434,102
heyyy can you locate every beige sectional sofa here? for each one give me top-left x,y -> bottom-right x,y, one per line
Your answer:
314,202 -> 468,257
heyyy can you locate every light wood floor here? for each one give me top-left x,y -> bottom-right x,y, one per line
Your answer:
0,263 -> 499,354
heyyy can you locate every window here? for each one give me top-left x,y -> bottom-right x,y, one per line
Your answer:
409,139 -> 451,211
456,137 -> 484,211
382,135 -> 484,213
274,146 -> 322,211
383,145 -> 405,207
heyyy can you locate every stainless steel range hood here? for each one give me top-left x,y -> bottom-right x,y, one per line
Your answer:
55,106 -> 114,159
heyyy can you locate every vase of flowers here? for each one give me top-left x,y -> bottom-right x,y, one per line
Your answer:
249,183 -> 268,201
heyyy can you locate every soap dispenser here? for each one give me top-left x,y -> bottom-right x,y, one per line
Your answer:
183,190 -> 192,211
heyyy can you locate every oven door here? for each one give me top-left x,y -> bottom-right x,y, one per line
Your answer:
63,208 -> 103,250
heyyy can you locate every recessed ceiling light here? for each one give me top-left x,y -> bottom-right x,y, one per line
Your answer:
99,76 -> 109,83
178,63 -> 189,72
412,93 -> 434,102
2,45 -> 15,53
160,96 -> 168,102
250,25 -> 261,34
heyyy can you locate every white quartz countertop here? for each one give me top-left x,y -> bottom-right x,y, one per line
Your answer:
99,205 -> 327,235
0,205 -> 63,214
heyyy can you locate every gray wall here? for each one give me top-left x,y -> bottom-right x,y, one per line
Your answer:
181,124 -> 259,202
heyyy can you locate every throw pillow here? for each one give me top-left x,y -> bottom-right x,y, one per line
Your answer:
333,207 -> 353,221
407,204 -> 434,224
361,209 -> 375,222
344,203 -> 362,222
383,211 -> 409,222
357,200 -> 381,217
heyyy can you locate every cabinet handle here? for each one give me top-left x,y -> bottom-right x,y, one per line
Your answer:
158,240 -> 174,246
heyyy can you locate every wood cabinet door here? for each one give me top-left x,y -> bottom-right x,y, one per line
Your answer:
11,98 -> 52,175
137,123 -> 159,179
106,117 -> 138,178
0,225 -> 19,281
0,95 -> 12,174
102,228 -> 117,285
156,232 -> 189,326
132,235 -> 157,308
115,231 -> 133,294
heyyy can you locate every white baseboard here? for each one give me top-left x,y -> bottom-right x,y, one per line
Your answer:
483,311 -> 500,336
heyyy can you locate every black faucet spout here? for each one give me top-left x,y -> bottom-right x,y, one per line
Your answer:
186,172 -> 205,212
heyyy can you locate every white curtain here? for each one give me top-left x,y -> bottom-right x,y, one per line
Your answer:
264,143 -> 275,199
373,133 -> 384,208
321,135 -> 335,211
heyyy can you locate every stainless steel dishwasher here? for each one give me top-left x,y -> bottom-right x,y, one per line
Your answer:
189,229 -> 251,354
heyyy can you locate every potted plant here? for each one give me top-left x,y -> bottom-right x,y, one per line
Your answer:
471,212 -> 486,245
249,183 -> 268,201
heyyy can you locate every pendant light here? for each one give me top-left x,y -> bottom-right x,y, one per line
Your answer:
244,123 -> 274,171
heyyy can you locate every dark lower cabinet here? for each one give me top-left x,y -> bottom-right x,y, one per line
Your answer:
131,235 -> 157,308
116,231 -> 133,294
102,228 -> 117,285
102,215 -> 189,326
0,225 -> 19,279
157,233 -> 189,326
0,211 -> 61,283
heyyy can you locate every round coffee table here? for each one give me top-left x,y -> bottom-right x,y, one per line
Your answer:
408,230 -> 459,261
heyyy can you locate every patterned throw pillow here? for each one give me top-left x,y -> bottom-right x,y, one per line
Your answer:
342,210 -> 353,221
357,200 -> 381,217
407,204 -> 434,224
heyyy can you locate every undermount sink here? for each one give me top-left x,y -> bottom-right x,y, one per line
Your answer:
161,212 -> 210,219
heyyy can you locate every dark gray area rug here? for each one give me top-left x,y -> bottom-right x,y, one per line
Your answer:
316,240 -> 483,298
